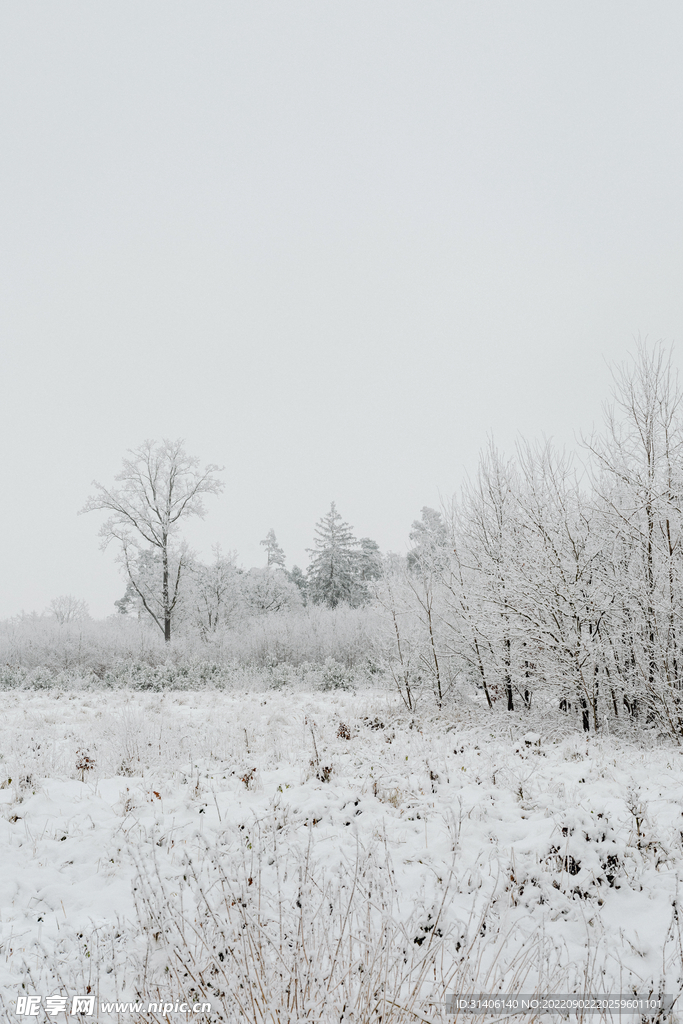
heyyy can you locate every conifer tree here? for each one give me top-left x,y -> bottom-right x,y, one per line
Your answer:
288,565 -> 309,604
307,502 -> 362,608
407,507 -> 449,572
358,537 -> 382,582
260,528 -> 286,568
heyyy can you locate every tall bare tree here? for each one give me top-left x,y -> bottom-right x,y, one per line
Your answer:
81,439 -> 224,641
584,342 -> 683,704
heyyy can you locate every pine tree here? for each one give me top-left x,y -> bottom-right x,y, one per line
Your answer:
407,507 -> 449,572
358,537 -> 382,582
288,565 -> 309,604
307,502 -> 362,608
260,528 -> 286,568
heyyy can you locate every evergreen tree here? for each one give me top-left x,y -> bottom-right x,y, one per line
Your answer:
307,502 -> 363,608
407,507 -> 449,573
358,537 -> 382,582
260,528 -> 286,568
115,578 -> 137,615
288,565 -> 309,604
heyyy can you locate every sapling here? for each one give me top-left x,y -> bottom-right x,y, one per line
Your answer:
75,749 -> 96,782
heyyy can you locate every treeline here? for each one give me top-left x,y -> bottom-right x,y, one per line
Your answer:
78,440 -> 382,643
30,341 -> 683,734
112,504 -> 382,639
379,343 -> 683,737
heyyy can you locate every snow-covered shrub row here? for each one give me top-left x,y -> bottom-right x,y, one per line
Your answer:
0,658 -> 364,693
0,604 -> 377,674
3,690 -> 683,1021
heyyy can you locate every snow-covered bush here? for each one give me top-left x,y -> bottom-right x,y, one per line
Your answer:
129,831 -> 567,1023
0,604 -> 379,677
319,656 -> 355,690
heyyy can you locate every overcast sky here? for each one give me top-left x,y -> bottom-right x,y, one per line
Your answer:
2,2 -> 683,618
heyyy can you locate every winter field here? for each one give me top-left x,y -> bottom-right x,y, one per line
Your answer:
1,679 -> 683,1023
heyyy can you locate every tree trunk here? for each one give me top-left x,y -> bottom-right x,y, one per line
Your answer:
162,533 -> 171,642
646,496 -> 656,687
504,635 -> 514,710
426,595 -> 443,707
474,636 -> 493,709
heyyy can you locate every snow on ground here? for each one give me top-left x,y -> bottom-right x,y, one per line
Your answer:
1,686 -> 683,1021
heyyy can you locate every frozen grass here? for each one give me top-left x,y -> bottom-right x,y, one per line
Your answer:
2,687 -> 683,1021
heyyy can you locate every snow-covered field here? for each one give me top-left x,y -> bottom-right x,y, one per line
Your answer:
1,685 -> 683,1022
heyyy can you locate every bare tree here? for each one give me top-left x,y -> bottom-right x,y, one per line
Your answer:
373,555 -> 425,712
405,508 -> 452,707
241,566 -> 302,614
513,440 -> 604,728
441,503 -> 494,709
584,341 -> 683,725
81,439 -> 224,641
49,595 -> 90,624
460,441 -> 523,711
189,545 -> 243,637
374,342 -> 683,737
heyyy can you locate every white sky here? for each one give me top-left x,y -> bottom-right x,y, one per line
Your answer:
2,3 -> 683,619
